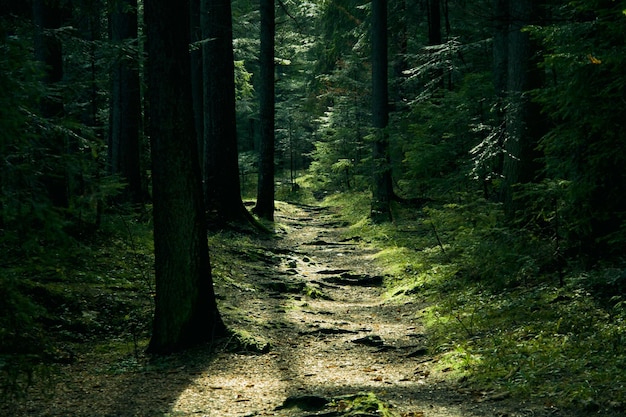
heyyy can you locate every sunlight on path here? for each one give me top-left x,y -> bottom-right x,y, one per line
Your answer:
170,204 -> 496,417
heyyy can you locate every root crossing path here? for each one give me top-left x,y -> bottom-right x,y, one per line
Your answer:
11,202 -> 559,417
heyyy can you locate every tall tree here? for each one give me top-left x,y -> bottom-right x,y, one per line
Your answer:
492,0 -> 508,108
370,0 -> 392,223
427,0 -> 441,46
109,0 -> 144,203
33,0 -> 69,208
144,0 -> 226,354
501,0 -> 545,215
536,1 -> 626,257
427,0 -> 444,89
253,0 -> 276,221
201,0 -> 252,227
190,0 -> 203,154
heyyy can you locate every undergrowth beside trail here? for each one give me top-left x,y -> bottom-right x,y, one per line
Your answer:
322,191 -> 626,413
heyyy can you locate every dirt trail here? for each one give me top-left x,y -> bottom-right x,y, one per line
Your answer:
5,202 -> 563,417
169,202 -> 552,417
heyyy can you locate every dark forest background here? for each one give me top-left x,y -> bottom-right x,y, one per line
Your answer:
1,0 -> 626,411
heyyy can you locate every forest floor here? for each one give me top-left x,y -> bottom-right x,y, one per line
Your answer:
3,202 -> 589,417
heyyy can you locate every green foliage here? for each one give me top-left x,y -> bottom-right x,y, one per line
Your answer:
324,191 -> 626,411
0,274 -> 50,398
531,1 -> 626,258
0,205 -> 155,397
425,283 -> 626,410
308,128 -> 370,191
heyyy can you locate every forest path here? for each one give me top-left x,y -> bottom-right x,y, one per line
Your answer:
7,202 -> 553,417
167,202 -> 538,417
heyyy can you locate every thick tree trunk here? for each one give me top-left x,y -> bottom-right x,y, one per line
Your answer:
370,0 -> 392,223
253,0 -> 276,221
201,0 -> 253,228
501,0 -> 545,216
144,0 -> 226,354
109,0 -> 144,204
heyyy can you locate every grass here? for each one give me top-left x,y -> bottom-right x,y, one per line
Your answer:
322,190 -> 626,413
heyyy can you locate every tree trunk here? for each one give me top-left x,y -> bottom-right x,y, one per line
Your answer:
501,0 -> 545,216
33,0 -> 69,209
427,0 -> 444,89
144,0 -> 226,354
253,0 -> 276,221
391,0 -> 408,105
109,0 -> 144,204
201,0 -> 253,228
190,0 -> 204,160
493,0 -> 509,107
370,0 -> 392,223
427,0 -> 441,46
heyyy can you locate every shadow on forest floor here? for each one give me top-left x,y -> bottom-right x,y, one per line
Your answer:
1,202 -> 602,417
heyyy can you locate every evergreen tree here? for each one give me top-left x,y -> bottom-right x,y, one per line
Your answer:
109,0 -> 144,204
202,0 -> 255,228
535,0 -> 626,258
33,0 -> 69,209
370,0 -> 392,223
253,0 -> 276,220
144,0 -> 226,353
501,0 -> 545,216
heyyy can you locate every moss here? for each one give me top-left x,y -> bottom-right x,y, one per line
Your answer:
226,328 -> 271,354
331,392 -> 399,417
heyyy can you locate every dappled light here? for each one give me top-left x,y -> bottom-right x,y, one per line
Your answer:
2,0 -> 626,416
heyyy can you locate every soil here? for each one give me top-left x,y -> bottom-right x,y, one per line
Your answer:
3,202 -> 580,417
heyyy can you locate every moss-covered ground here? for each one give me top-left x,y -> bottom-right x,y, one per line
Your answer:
321,191 -> 626,413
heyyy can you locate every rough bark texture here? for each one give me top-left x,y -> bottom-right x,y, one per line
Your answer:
201,0 -> 252,228
370,0 -> 392,223
253,0 -> 276,221
109,0 -> 143,203
144,0 -> 226,354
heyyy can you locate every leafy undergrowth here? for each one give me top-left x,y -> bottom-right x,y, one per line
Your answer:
322,191 -> 626,414
0,210 -> 157,398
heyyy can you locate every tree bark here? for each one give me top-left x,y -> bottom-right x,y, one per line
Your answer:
501,0 -> 545,216
144,0 -> 226,354
109,0 -> 144,204
370,0 -> 392,223
201,0 -> 254,228
253,0 -> 276,221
